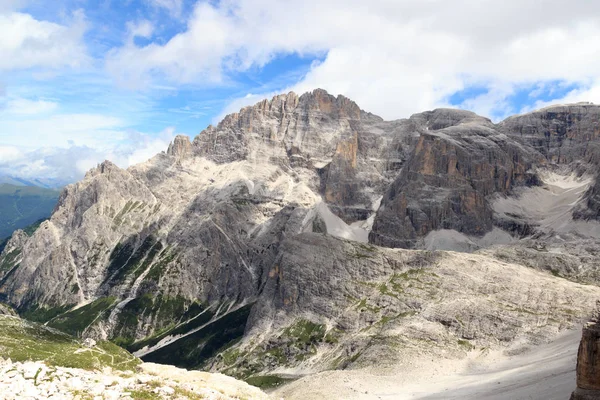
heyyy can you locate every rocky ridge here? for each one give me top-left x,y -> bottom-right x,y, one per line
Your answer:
2,90 -> 600,392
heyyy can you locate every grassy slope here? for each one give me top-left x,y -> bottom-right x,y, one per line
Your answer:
0,314 -> 140,371
0,184 -> 60,241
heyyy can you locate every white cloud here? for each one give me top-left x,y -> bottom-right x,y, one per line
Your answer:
127,19 -> 154,40
107,0 -> 600,120
0,128 -> 178,183
520,81 -> 600,114
0,0 -> 28,13
109,128 -> 177,166
0,146 -> 23,162
3,98 -> 58,115
0,10 -> 88,71
0,113 -> 126,149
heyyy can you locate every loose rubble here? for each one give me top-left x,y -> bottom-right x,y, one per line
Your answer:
0,357 -> 268,400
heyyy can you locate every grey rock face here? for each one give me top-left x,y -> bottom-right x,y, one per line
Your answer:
208,232 -> 600,378
571,304 -> 600,400
500,104 -> 600,221
500,103 -> 600,163
2,89 -> 600,382
370,113 -> 542,248
0,89 -> 402,348
167,135 -> 193,160
192,89 -> 401,222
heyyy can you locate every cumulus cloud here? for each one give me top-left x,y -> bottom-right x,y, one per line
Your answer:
0,146 -> 23,162
127,19 -> 154,40
0,9 -> 88,71
0,113 -> 126,149
0,0 -> 28,13
3,98 -> 58,115
0,128 -> 178,184
106,0 -> 600,119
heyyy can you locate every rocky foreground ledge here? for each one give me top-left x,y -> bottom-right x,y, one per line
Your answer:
571,304 -> 600,400
0,357 -> 269,400
0,314 -> 269,400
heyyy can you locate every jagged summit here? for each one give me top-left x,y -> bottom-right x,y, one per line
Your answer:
85,160 -> 122,177
167,134 -> 193,160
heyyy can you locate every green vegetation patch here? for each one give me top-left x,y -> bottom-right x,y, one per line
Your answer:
245,375 -> 294,389
0,315 -> 139,371
20,304 -> 74,324
103,235 -> 163,288
47,297 -> 117,336
126,297 -> 210,353
111,295 -> 205,349
220,318 -> 337,379
458,339 -> 475,351
113,201 -> 136,227
128,389 -> 161,400
347,243 -> 377,259
0,249 -> 21,273
143,248 -> 179,283
282,319 -> 327,346
141,303 -> 253,369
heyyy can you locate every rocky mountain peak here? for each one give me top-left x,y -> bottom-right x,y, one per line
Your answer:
409,108 -> 491,131
190,88 -> 372,177
296,88 -> 362,119
85,160 -> 122,179
167,135 -> 193,160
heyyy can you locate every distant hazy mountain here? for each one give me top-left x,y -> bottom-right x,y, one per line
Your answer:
0,184 -> 60,240
0,175 -> 70,189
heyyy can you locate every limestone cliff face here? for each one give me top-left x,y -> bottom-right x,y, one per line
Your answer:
166,135 -> 193,161
0,160 -> 159,311
370,111 -> 542,248
500,103 -> 600,164
3,89 -> 600,378
192,88 -> 400,221
501,104 -> 600,222
571,305 -> 600,400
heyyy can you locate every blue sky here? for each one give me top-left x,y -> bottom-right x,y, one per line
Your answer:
2,0 -> 600,184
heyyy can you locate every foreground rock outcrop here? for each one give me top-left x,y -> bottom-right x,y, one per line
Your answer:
0,359 -> 268,400
571,305 -> 600,400
0,314 -> 267,400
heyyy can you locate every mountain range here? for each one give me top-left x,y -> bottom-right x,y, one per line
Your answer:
0,184 -> 59,246
1,89 -> 600,397
0,175 -> 69,189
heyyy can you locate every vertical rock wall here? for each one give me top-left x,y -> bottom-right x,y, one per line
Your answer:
571,303 -> 600,400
